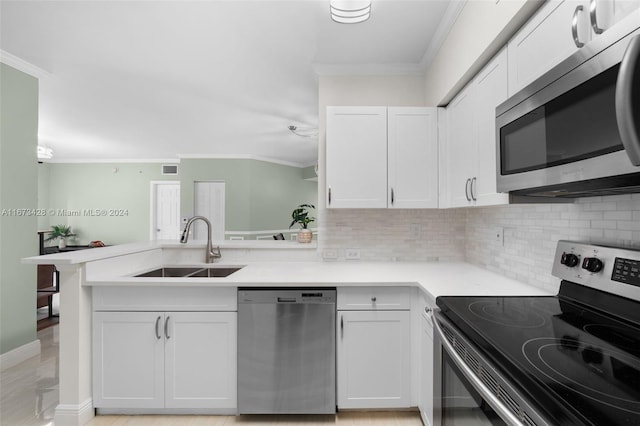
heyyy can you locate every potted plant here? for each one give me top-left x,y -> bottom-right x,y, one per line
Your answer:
45,224 -> 74,249
289,204 -> 315,243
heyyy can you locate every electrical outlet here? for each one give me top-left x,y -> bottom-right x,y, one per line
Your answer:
323,249 -> 338,260
345,249 -> 361,260
410,223 -> 421,238
495,227 -> 504,245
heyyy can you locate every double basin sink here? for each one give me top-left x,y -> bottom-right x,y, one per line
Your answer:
134,266 -> 243,278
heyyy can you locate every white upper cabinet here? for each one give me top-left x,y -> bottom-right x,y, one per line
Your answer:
508,0 -> 589,96
472,49 -> 510,207
326,106 -> 388,208
440,49 -> 509,208
508,0 -> 640,96
326,106 -> 439,209
388,108 -> 439,208
440,87 -> 475,208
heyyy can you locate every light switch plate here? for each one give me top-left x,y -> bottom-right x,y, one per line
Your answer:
345,249 -> 361,260
323,249 -> 338,260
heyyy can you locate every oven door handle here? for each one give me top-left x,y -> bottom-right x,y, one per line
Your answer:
616,34 -> 640,166
431,313 -> 525,426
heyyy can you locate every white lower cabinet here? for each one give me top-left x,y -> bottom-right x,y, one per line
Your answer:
336,309 -> 411,409
93,311 -> 236,411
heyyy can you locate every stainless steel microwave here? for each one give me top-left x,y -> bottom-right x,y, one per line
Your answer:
496,16 -> 640,199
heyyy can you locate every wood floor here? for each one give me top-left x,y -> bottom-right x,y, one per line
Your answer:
1,324 -> 423,426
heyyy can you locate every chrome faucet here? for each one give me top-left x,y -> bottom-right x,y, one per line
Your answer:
179,216 -> 222,263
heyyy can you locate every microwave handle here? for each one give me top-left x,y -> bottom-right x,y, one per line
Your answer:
616,34 -> 640,166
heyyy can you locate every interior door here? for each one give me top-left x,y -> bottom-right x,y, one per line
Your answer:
152,182 -> 180,240
194,181 -> 225,241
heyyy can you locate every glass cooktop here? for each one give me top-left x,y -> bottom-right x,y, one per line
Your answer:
437,282 -> 640,425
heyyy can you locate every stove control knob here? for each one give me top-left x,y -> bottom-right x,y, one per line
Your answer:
582,257 -> 604,273
561,252 -> 580,267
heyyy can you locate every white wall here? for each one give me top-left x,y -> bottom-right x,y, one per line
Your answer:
423,0 -> 543,106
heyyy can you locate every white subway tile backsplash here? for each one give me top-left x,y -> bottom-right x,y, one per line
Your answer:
319,194 -> 640,293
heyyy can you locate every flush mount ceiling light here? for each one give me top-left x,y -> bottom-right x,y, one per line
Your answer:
330,0 -> 371,24
37,145 -> 53,160
288,125 -> 318,138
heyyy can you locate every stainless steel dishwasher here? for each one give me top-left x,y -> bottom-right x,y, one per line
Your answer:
237,288 -> 336,414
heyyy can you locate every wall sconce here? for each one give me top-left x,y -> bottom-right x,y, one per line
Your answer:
330,0 -> 371,24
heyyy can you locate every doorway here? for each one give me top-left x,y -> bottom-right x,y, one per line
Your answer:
150,181 -> 181,240
194,181 -> 225,241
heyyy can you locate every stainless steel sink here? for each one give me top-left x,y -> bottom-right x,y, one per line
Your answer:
134,266 -> 243,278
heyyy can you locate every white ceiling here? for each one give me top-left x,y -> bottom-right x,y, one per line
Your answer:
1,0 -> 455,166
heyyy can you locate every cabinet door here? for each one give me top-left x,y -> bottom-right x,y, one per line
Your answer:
472,49 -> 510,207
419,310 -> 434,426
441,86 -> 475,208
337,310 -> 411,409
326,106 -> 388,208
507,0 -> 590,96
93,312 -> 165,408
388,107 -> 438,208
611,0 -> 640,25
165,312 -> 237,409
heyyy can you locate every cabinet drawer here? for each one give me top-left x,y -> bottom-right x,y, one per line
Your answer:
93,286 -> 237,311
337,287 -> 411,310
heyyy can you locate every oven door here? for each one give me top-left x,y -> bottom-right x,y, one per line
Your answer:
496,26 -> 640,195
432,312 -> 548,426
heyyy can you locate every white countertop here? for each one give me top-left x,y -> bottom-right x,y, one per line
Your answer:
88,261 -> 552,300
24,240 -> 554,301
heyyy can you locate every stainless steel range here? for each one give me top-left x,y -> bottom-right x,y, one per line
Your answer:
433,241 -> 640,425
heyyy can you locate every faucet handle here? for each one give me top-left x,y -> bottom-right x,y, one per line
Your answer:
212,245 -> 222,258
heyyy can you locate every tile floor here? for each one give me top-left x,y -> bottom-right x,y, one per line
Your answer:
1,324 -> 423,425
0,325 -> 59,426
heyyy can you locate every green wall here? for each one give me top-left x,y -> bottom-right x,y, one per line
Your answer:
40,159 -> 318,244
0,64 -> 39,355
42,163 -> 174,245
180,158 -> 317,234
248,160 -> 317,232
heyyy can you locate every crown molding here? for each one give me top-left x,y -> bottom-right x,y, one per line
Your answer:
419,0 -> 467,71
0,50 -> 51,79
178,154 -> 310,168
312,62 -> 424,76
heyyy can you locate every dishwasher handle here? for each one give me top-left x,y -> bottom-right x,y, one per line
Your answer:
277,297 -> 297,303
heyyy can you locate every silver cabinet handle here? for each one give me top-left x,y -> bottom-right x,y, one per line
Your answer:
425,307 -> 432,314
164,316 -> 171,339
471,177 -> 477,201
465,178 -> 471,202
340,315 -> 344,338
371,296 -> 377,302
390,188 -> 395,205
572,5 -> 585,48
590,0 -> 604,34
155,316 -> 162,340
328,186 -> 332,206
616,35 -> 640,165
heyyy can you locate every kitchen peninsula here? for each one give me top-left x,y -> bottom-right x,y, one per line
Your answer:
24,240 -> 549,426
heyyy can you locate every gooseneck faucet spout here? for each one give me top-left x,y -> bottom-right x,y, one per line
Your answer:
179,216 -> 222,263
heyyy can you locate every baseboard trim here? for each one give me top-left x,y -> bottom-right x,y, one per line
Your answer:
54,398 -> 94,426
0,339 -> 41,371
96,407 -> 237,415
